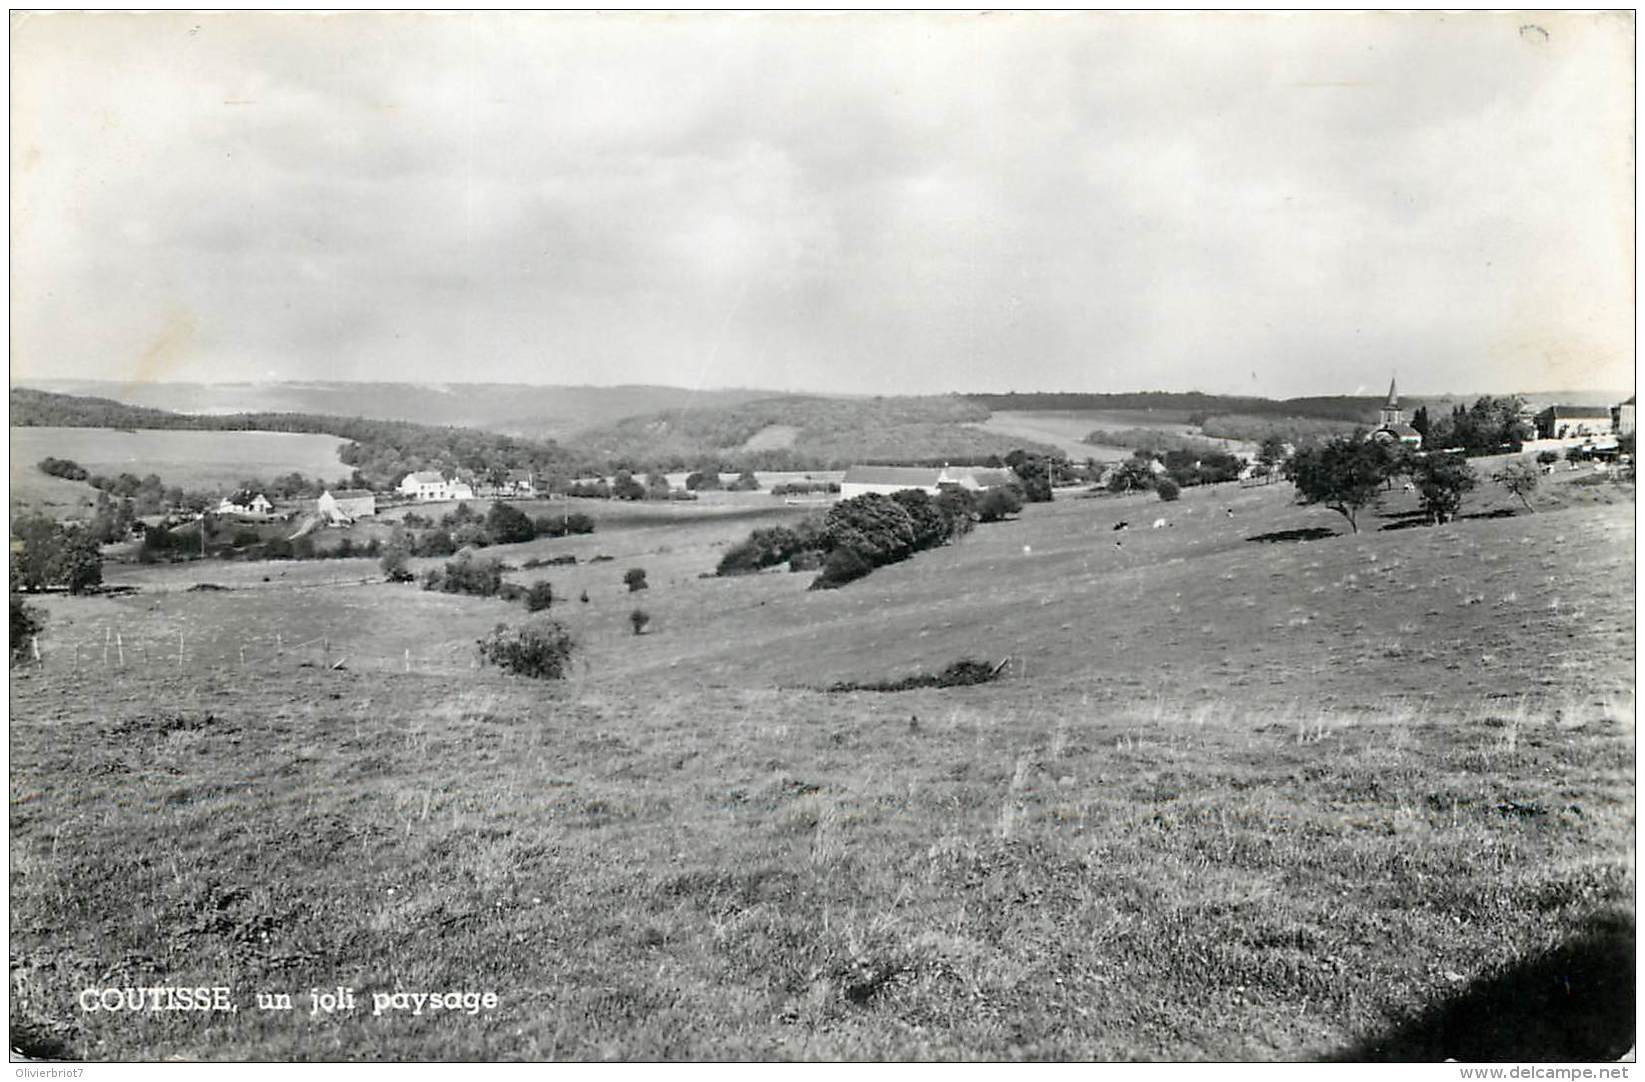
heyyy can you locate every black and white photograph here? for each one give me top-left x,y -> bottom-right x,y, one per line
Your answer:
7,9 -> 1636,1065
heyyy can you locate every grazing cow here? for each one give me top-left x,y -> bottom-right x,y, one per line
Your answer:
1114,539 -> 1123,550
1225,508 -> 1235,518
1152,518 -> 1167,529
1112,521 -> 1129,532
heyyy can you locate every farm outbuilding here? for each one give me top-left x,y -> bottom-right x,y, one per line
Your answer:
1535,405 -> 1614,440
317,488 -> 377,524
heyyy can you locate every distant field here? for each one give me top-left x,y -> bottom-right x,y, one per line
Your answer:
972,409 -> 1256,461
11,462 -> 1633,1060
9,427 -> 351,507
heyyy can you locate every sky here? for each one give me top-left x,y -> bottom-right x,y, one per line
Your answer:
10,11 -> 1636,398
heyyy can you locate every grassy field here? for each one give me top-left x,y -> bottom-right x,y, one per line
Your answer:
9,464 -> 1633,1061
971,410 -> 1257,463
10,428 -> 352,515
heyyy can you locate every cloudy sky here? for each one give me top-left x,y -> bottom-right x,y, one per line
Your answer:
11,11 -> 1635,397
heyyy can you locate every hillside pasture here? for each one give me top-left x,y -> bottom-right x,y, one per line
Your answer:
9,465 -> 1633,1061
971,410 -> 1258,462
10,427 -> 352,499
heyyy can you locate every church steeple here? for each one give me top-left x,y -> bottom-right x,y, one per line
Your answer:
1379,376 -> 1404,428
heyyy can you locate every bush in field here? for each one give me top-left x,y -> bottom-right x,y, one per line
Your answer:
889,489 -> 951,550
381,546 -> 413,583
685,470 -> 721,491
477,619 -> 575,679
579,589 -> 590,603
1106,458 -> 1156,493
629,608 -> 651,635
10,516 -> 101,594
1536,450 -> 1560,466
716,524 -> 808,575
38,457 -> 89,481
415,528 -> 456,557
935,487 -> 977,536
624,567 -> 648,592
451,522 -> 491,549
11,596 -> 43,661
424,551 -> 504,597
810,544 -> 875,590
729,470 -> 761,491
788,549 -> 824,572
486,501 -> 537,544
525,581 -> 555,612
821,493 -> 918,565
1156,478 -> 1181,502
1005,451 -> 1054,502
976,486 -> 1024,523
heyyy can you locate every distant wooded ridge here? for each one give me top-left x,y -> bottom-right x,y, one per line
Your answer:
964,389 -> 1631,420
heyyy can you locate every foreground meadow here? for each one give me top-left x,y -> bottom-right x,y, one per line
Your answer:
9,475 -> 1634,1060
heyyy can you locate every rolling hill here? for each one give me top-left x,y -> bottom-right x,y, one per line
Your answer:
19,380 -> 778,441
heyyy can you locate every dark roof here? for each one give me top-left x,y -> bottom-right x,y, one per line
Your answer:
1378,423 -> 1421,437
1543,405 -> 1613,418
325,489 -> 375,501
226,489 -> 266,505
842,466 -> 943,487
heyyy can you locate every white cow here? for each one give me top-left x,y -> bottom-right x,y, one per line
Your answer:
1151,518 -> 1168,529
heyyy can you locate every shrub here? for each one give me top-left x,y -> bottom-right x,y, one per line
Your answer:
415,528 -> 456,557
525,581 -> 555,612
381,547 -> 413,583
579,589 -> 590,603
716,524 -> 810,576
629,608 -> 651,635
1536,450 -> 1560,465
624,568 -> 648,592
729,471 -> 760,491
788,549 -> 824,572
810,544 -> 875,590
425,551 -> 504,597
38,457 -> 89,481
976,486 -> 1024,523
477,619 -> 576,679
11,596 -> 43,661
1156,478 -> 1181,501
486,501 -> 536,544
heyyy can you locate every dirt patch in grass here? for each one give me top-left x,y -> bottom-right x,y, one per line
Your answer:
825,658 -> 1008,693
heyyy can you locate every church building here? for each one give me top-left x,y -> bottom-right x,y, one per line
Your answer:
1369,378 -> 1423,449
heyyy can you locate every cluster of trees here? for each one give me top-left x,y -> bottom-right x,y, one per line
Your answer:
683,467 -> 760,491
1084,428 -> 1232,459
10,515 -> 102,593
1289,438 -> 1479,531
11,596 -> 44,661
478,618 -> 576,679
1195,414 -> 1359,446
396,502 -> 596,556
768,480 -> 841,496
1414,396 -> 1532,454
716,488 -> 987,588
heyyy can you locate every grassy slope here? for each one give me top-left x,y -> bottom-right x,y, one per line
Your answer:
570,395 -> 1059,468
9,471 -> 1634,1061
11,428 -> 351,493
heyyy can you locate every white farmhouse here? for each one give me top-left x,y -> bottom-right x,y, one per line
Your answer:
397,472 -> 476,502
218,490 -> 273,517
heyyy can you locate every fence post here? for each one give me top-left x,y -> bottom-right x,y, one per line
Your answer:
116,631 -> 125,668
31,635 -> 40,662
103,627 -> 111,666
404,649 -> 410,673
178,630 -> 185,669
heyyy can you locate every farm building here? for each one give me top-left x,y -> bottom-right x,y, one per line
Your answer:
397,471 -> 475,502
317,488 -> 377,524
217,490 -> 273,516
1535,405 -> 1614,440
1613,397 -> 1635,437
1368,378 -> 1423,448
839,465 -> 1016,499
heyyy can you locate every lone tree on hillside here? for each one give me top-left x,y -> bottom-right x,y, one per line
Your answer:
1493,459 -> 1541,513
1413,452 -> 1478,525
624,567 -> 648,592
629,608 -> 651,635
1288,438 -> 1390,533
